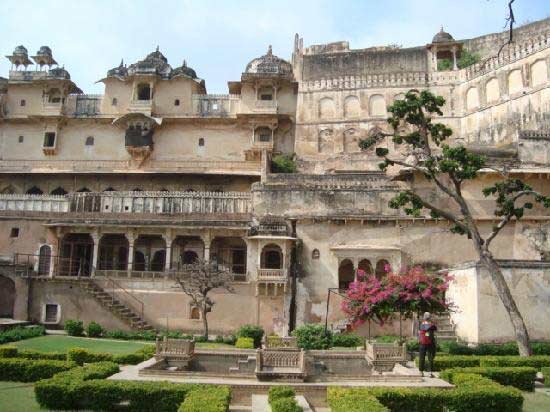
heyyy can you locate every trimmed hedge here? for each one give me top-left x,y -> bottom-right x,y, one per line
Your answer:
237,324 -> 264,348
268,386 -> 296,403
291,324 -> 332,350
0,346 -> 66,360
0,358 -> 75,382
414,355 -> 481,371
328,387 -> 389,412
441,341 -> 550,356
329,373 -> 523,412
479,355 -> 550,370
542,367 -> 550,388
235,337 -> 255,349
35,361 -> 229,412
440,367 -> 537,391
178,386 -> 231,412
268,386 -> 302,412
0,325 -> 45,344
66,345 -> 155,365
332,333 -> 364,348
64,319 -> 84,336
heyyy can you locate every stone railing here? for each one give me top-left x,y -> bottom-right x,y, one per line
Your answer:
8,69 -> 71,81
253,100 -> 278,114
265,336 -> 298,349
128,99 -> 153,114
192,94 -> 240,117
257,268 -> 288,282
263,172 -> 399,190
257,349 -> 304,369
156,337 -> 195,358
301,71 -> 428,92
0,191 -> 251,216
0,194 -> 69,212
365,342 -> 407,372
42,101 -> 63,116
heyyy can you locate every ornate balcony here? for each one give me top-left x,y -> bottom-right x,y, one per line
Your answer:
257,268 -> 287,282
253,100 -> 278,114
42,101 -> 63,116
128,99 -> 153,115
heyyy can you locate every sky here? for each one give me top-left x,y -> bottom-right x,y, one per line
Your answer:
0,0 -> 548,94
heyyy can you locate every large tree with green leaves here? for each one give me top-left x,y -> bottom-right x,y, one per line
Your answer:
365,89 -> 550,356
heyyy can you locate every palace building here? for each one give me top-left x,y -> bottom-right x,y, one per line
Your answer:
0,18 -> 549,343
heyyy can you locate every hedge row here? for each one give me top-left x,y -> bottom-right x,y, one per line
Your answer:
415,355 -> 550,371
328,373 -> 523,412
442,341 -> 550,356
67,345 -> 155,365
440,367 -> 537,391
542,367 -> 550,388
34,361 -> 229,412
0,358 -> 75,382
0,346 -> 66,361
328,387 -> 389,412
178,386 -> 231,412
268,386 -> 303,412
0,325 -> 45,344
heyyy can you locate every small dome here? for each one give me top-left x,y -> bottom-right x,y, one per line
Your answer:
145,46 -> 168,64
127,46 -> 172,78
171,60 -> 198,79
36,46 -> 53,57
245,45 -> 292,76
432,27 -> 455,43
13,45 -> 28,56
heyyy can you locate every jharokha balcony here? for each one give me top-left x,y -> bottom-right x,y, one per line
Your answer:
0,191 -> 252,225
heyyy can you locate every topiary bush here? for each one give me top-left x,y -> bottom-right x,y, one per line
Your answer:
479,355 -> 550,371
64,319 -> 84,336
291,324 -> 332,350
86,321 -> 103,338
237,324 -> 264,348
0,358 -> 75,382
441,366 -> 537,391
178,386 -> 231,412
332,333 -> 363,348
235,337 -> 255,349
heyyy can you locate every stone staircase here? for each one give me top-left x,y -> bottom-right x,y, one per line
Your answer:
433,313 -> 458,342
80,279 -> 154,331
229,355 -> 257,375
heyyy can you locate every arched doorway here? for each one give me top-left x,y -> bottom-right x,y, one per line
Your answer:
182,251 -> 199,264
261,244 -> 283,269
37,245 -> 52,276
0,276 -> 15,317
172,236 -> 204,270
375,259 -> 390,280
338,259 -> 355,290
98,234 -> 128,271
133,251 -> 146,271
151,250 -> 166,271
59,233 -> 94,276
211,237 -> 247,280
133,235 -> 166,271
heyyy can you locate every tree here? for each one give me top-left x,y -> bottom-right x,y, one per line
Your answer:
365,89 -> 550,356
173,258 -> 234,340
341,267 -> 453,329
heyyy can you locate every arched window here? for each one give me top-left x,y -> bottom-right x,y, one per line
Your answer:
38,245 -> 52,276
261,244 -> 283,269
375,259 -> 390,280
137,83 -> 151,101
151,250 -> 166,271
26,186 -> 43,195
182,251 -> 199,264
112,98 -> 118,106
185,188 -> 196,192
76,187 -> 91,193
338,259 -> 355,290
174,99 -> 180,106
312,249 -> 320,260
85,136 -> 94,146
51,187 -> 68,196
133,251 -> 146,271
1,185 -> 16,194
198,138 -> 205,147
103,187 -> 116,192
132,188 -> 143,192
358,259 -> 373,276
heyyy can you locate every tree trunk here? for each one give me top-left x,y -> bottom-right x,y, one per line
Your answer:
480,254 -> 532,356
201,303 -> 209,341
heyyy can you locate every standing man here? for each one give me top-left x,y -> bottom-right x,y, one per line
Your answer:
418,312 -> 437,377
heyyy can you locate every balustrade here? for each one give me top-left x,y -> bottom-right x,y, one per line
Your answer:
257,268 -> 287,281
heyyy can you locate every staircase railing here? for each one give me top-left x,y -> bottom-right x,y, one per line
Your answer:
102,274 -> 145,323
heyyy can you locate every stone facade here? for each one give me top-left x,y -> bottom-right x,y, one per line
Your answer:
0,19 -> 550,341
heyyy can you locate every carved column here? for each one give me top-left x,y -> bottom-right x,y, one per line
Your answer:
91,230 -> 100,276
452,46 -> 458,71
163,230 -> 174,271
126,231 -> 136,275
202,231 -> 212,261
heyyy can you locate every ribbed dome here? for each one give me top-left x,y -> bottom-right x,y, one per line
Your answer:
171,60 -> 198,79
245,46 -> 292,75
36,46 -> 53,57
127,47 -> 172,77
432,27 -> 454,43
13,45 -> 28,56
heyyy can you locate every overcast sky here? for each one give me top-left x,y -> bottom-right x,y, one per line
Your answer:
0,0 -> 548,94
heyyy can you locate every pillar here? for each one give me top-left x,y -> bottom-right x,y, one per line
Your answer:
163,231 -> 174,271
91,231 -> 100,276
126,232 -> 136,275
452,47 -> 458,71
202,231 -> 212,261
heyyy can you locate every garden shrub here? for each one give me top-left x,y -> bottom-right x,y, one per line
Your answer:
86,321 -> 103,337
178,386 -> 231,412
271,154 -> 297,173
64,319 -> 84,336
223,335 -> 237,345
332,373 -> 523,412
67,345 -> 155,366
0,325 -> 45,344
0,346 -> 18,358
542,367 -> 550,387
479,355 -> 550,370
414,355 -> 481,371
328,387 -> 389,412
440,366 -> 537,391
0,358 -> 75,382
268,386 -> 295,403
104,329 -> 158,341
291,324 -> 332,350
270,397 -> 303,412
332,333 -> 363,348
237,324 -> 264,348
437,341 -> 550,356
235,337 -> 254,349
18,349 -> 66,360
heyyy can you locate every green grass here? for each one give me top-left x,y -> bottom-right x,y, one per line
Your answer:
195,342 -> 237,349
523,390 -> 550,412
0,382 -> 42,412
1,335 -> 147,354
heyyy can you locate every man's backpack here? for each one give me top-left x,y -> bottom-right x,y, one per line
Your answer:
419,322 -> 434,345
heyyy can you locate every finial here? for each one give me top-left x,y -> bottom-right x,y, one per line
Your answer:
267,45 -> 272,55
440,25 -> 444,32
156,45 -> 159,52
183,59 -> 187,67
119,59 -> 124,67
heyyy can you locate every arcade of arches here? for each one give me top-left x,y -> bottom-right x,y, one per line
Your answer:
338,258 -> 390,289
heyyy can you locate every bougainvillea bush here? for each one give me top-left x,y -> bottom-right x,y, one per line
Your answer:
341,266 -> 453,328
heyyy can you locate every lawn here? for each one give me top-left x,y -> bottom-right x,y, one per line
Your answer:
523,390 -> 550,412
0,382 -> 41,412
2,335 -> 148,354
